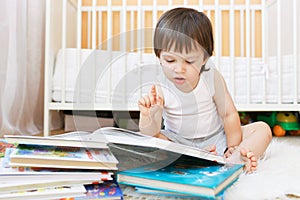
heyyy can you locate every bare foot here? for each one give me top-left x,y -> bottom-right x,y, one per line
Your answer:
225,147 -> 257,173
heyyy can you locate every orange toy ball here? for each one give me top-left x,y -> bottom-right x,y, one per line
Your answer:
273,125 -> 286,137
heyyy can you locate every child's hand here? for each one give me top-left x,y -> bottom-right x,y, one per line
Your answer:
138,85 -> 163,117
138,85 -> 164,136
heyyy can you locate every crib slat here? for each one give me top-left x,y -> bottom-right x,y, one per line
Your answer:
137,0 -> 143,100
61,0 -> 67,104
293,0 -> 298,104
107,0 -> 112,104
168,0 -> 172,8
76,0 -> 82,49
261,0 -> 266,104
153,0 -> 157,29
184,0 -> 188,6
121,0 -> 127,106
121,0 -> 127,52
214,0 -> 220,69
198,0 -> 203,12
137,0 -> 142,62
90,0 -> 96,104
98,10 -> 102,48
44,0 -> 52,136
76,0 -> 82,103
92,0 -> 97,49
107,1 -> 112,51
251,9 -> 255,58
87,11 -> 91,49
250,7 -> 257,103
240,10 -> 244,57
229,0 -> 236,100
246,0 -> 251,104
277,0 -> 282,103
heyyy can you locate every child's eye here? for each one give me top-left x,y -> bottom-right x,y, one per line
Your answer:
186,61 -> 194,64
166,59 -> 175,63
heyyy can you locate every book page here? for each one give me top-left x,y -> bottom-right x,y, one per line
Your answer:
93,127 -> 226,164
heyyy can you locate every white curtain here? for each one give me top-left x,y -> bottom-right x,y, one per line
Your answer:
0,0 -> 47,136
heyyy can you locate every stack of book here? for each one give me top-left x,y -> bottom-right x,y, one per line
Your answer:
1,133 -> 122,199
2,127 -> 245,199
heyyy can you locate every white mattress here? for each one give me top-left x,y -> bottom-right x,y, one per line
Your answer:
52,48 -> 300,106
52,48 -> 159,107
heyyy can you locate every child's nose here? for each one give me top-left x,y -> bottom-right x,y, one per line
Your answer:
173,62 -> 186,73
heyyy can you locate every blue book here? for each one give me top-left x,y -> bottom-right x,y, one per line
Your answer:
135,187 -> 197,198
117,156 -> 243,199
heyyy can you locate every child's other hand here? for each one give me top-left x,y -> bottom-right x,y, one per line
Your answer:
154,133 -> 171,141
204,144 -> 217,155
138,85 -> 163,117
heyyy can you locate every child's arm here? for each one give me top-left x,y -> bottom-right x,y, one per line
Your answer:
213,70 -> 242,148
138,85 -> 164,137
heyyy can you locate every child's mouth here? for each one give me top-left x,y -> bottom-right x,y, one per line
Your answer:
174,77 -> 185,85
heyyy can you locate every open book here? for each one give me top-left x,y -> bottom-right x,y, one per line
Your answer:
52,127 -> 226,165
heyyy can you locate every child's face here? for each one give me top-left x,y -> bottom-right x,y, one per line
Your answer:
159,45 -> 207,93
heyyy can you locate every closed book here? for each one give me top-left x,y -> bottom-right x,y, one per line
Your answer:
0,179 -> 91,195
9,144 -> 118,170
2,148 -> 113,180
117,156 -> 243,198
0,169 -> 113,183
0,183 -> 86,200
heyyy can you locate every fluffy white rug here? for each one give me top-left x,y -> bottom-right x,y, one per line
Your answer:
224,138 -> 300,200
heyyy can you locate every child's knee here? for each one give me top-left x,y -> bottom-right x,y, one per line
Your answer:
256,121 -> 272,141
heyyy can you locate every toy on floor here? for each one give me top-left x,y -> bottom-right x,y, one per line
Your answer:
256,112 -> 300,136
239,112 -> 252,125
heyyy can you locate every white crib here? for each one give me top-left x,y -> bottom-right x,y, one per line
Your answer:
44,0 -> 299,136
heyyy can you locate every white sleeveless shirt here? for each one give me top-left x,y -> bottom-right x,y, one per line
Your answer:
159,62 -> 224,139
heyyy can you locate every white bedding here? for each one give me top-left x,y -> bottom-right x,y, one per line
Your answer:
52,48 -> 300,106
52,48 -> 158,107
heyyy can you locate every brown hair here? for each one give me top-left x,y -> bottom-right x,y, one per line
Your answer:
153,7 -> 214,60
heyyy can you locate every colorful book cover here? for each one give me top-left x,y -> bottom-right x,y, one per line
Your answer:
0,138 -> 15,158
1,146 -> 112,181
9,144 -> 118,170
73,179 -> 123,199
117,156 -> 243,198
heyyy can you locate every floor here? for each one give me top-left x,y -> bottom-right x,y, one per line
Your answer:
276,135 -> 300,146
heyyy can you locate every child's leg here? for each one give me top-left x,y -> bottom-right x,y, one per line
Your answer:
226,121 -> 272,172
240,121 -> 272,158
